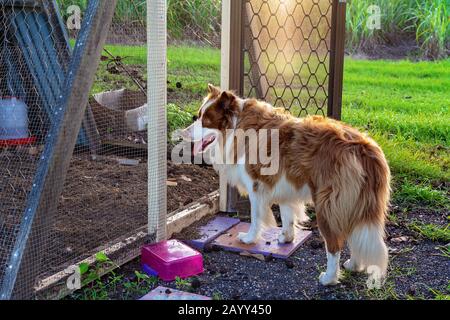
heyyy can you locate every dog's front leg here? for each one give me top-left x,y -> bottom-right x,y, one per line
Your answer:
238,194 -> 266,244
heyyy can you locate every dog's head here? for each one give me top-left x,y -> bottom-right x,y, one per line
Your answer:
182,84 -> 240,155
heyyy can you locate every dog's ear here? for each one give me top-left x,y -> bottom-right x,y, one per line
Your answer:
218,91 -> 236,110
207,84 -> 221,96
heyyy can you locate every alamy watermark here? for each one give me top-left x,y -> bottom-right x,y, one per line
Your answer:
66,266 -> 81,290
66,5 -> 82,30
367,5 -> 381,30
171,127 -> 280,176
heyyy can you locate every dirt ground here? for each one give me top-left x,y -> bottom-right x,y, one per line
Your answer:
70,197 -> 449,300
48,153 -> 218,263
0,148 -> 218,282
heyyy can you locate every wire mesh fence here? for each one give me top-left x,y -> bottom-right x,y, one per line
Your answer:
0,0 -> 222,300
0,0 -> 150,299
243,0 -> 334,117
0,0 -> 77,298
0,0 -> 344,299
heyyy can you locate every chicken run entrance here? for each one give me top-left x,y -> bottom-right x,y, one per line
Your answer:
0,0 -> 345,299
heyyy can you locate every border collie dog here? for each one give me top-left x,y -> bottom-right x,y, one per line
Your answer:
182,85 -> 391,286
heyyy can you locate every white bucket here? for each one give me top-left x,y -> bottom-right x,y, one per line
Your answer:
0,97 -> 29,140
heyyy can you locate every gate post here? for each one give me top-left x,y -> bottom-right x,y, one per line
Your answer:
328,0 -> 347,120
220,0 -> 244,212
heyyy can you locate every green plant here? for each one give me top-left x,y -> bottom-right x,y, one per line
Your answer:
175,276 -> 191,290
429,286 -> 450,300
408,221 -> 450,242
57,0 -> 146,24
435,245 -> 450,259
346,0 -> 449,59
122,271 -> 158,299
393,179 -> 450,209
212,292 -> 223,300
167,0 -> 221,42
167,103 -> 194,137
407,0 -> 449,59
72,252 -> 118,300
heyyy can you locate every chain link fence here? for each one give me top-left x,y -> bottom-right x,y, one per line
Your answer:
244,0 -> 334,117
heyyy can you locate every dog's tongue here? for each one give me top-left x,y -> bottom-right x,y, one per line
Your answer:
193,141 -> 204,156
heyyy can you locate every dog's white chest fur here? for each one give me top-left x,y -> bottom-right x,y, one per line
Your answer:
216,163 -> 312,205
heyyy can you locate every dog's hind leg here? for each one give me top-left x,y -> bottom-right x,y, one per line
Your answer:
316,215 -> 345,286
278,203 -> 296,244
295,202 -> 310,225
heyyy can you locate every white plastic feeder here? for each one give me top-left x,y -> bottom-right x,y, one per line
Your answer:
0,97 -> 29,140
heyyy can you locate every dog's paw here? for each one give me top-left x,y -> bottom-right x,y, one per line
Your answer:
319,272 -> 340,286
237,232 -> 257,244
278,232 -> 294,244
343,259 -> 365,272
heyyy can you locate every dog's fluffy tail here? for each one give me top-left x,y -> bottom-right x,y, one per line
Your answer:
348,223 -> 388,277
346,141 -> 390,277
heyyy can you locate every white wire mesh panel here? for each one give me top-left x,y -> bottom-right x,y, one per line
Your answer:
147,0 -> 167,242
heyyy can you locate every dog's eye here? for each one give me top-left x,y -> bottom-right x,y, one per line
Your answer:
193,115 -> 199,121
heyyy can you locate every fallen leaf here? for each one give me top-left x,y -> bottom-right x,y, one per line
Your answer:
391,236 -> 409,243
240,251 -> 266,262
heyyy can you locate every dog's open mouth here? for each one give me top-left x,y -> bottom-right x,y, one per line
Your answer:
193,135 -> 216,155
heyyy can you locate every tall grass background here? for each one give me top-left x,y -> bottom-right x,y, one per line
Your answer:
56,0 -> 448,59
346,0 -> 449,59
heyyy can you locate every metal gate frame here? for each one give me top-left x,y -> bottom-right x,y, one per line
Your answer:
1,0 -> 117,300
220,0 -> 347,212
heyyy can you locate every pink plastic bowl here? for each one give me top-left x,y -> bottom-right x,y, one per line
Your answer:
141,240 -> 204,281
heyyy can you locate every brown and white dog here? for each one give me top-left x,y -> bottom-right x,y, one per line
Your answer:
182,84 -> 391,286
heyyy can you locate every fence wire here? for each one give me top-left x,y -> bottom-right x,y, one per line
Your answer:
244,0 -> 333,116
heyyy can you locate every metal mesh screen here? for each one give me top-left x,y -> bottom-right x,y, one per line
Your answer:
0,0 -> 222,300
243,0 -> 333,116
0,0 -> 77,298
0,0 -> 155,299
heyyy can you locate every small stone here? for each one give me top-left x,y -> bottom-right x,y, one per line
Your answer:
208,269 -> 217,275
219,267 -> 228,274
310,239 -> 323,249
191,277 -> 201,289
407,285 -> 416,296
285,259 -> 295,269
265,254 -> 274,262
391,236 -> 409,243
232,292 -> 241,300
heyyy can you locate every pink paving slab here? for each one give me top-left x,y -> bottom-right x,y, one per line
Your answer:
140,286 -> 211,300
211,222 -> 312,259
184,216 -> 241,250
141,240 -> 204,281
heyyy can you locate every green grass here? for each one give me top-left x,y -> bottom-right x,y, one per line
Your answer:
342,58 -> 450,185
393,180 -> 449,209
408,221 -> 450,242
